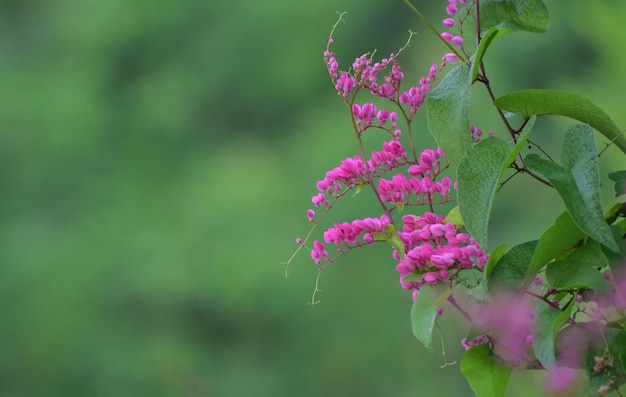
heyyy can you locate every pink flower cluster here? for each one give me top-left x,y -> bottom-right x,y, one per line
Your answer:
394,212 -> 489,300
310,139 -> 408,211
351,103 -> 398,132
324,34 -> 440,117
324,41 -> 405,101
470,125 -> 494,142
439,0 -> 472,64
310,215 -> 391,265
378,148 -> 452,206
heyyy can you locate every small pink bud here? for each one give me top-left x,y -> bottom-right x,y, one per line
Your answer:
446,5 -> 457,15
451,36 -> 463,47
423,272 -> 438,284
442,18 -> 455,28
440,32 -> 453,42
442,53 -> 458,64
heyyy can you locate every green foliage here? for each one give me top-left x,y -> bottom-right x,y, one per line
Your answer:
531,305 -> 572,370
527,211 -> 585,278
461,344 -> 512,397
426,65 -> 472,168
457,117 -> 535,250
471,27 -> 510,82
609,171 -> 626,197
525,124 -> 620,252
410,283 -> 451,351
494,90 -> 626,155
458,136 -> 511,250
479,0 -> 549,33
488,240 -> 537,292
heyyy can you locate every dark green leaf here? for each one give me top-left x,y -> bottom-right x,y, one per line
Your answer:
609,171 -> 626,197
488,240 -> 537,292
603,225 -> 626,274
546,257 -> 608,292
427,65 -> 471,167
494,90 -> 626,156
605,203 -> 626,225
532,305 -> 572,370
461,344 -> 512,397
480,0 -> 549,33
527,211 -> 585,278
524,126 -> 620,252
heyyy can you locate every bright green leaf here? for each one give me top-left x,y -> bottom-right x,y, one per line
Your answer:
526,211 -> 585,278
479,0 -> 549,33
503,115 -> 536,167
427,65 -> 471,168
444,206 -> 464,228
471,27 -> 510,81
485,243 -> 508,281
461,344 -> 512,397
524,126 -> 620,252
373,224 -> 405,259
488,240 -> 537,292
411,283 -> 447,351
494,90 -> 626,156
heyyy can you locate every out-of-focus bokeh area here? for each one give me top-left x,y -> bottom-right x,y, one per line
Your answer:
1,1 -> 625,395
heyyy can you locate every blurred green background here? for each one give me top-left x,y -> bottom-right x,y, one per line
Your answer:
0,1 -> 624,395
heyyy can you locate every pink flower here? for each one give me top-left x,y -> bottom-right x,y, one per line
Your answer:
446,5 -> 457,15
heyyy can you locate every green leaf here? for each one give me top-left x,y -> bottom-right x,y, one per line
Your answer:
524,125 -> 620,252
461,344 -> 512,397
526,211 -> 585,278
373,224 -> 405,259
427,65 -> 471,168
471,27 -> 510,81
546,250 -> 609,292
410,283 -> 447,351
532,306 -> 572,370
488,240 -> 537,292
606,203 -> 626,225
485,243 -> 508,281
458,137 -> 510,250
603,226 -> 626,274
444,205 -> 463,227
503,115 -> 536,166
609,171 -> 626,197
479,0 -> 549,33
457,118 -> 535,251
494,90 -> 626,156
